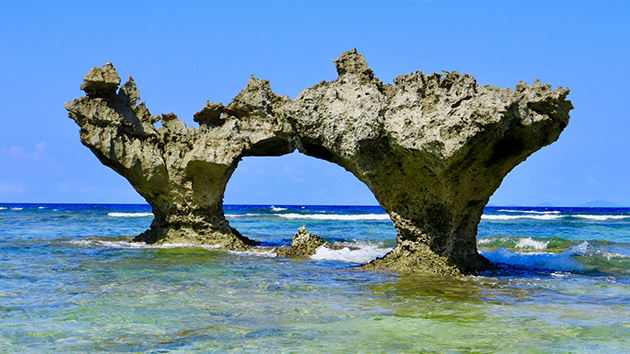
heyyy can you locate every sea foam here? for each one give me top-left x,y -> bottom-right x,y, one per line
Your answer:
482,249 -> 585,272
574,214 -> 630,221
278,213 -> 391,221
483,212 -> 630,222
481,214 -> 563,220
497,209 -> 561,214
225,213 -> 264,218
230,249 -> 278,258
482,241 -> 591,272
310,242 -> 392,263
477,237 -> 512,245
514,237 -> 549,250
69,239 -> 221,249
107,212 -> 154,217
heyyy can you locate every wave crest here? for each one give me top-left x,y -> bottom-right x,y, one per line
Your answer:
574,214 -> 630,221
107,212 -> 154,217
482,214 -> 563,220
310,242 -> 392,263
278,213 -> 390,221
482,243 -> 589,272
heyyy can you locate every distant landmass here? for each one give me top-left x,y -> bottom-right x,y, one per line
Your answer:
537,202 -> 554,207
577,200 -> 620,207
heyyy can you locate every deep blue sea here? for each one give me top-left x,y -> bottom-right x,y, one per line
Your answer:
2,203 -> 630,352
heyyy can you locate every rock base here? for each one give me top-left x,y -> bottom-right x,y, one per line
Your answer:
364,240 -> 495,276
134,225 -> 254,251
66,50 -> 572,276
276,225 -> 337,258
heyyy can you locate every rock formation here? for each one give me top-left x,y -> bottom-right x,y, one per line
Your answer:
275,225 -> 336,258
65,49 -> 572,275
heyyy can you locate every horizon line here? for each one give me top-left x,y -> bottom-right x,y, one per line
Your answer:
0,202 -> 627,208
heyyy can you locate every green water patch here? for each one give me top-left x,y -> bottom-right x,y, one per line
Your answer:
575,254 -> 630,273
5,209 -> 630,352
478,236 -> 583,254
4,250 -> 630,352
477,236 -> 630,274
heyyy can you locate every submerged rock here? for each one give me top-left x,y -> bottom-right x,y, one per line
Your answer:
66,49 -> 572,275
275,225 -> 335,258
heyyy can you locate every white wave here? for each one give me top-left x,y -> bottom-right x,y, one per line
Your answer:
482,248 -> 585,272
310,242 -> 392,263
271,206 -> 287,211
497,209 -> 561,214
69,239 -> 221,249
11,207 -> 23,211
278,213 -> 391,221
107,212 -> 154,217
225,213 -> 263,218
514,237 -> 549,250
566,241 -> 592,256
482,214 -> 563,220
69,240 -> 149,249
0,207 -> 6,210
230,249 -> 278,258
38,206 -> 46,209
485,212 -> 630,221
573,214 -> 630,221
158,243 -> 222,249
597,251 -> 630,260
477,237 -> 511,244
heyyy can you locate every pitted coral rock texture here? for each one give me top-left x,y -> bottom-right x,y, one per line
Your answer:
66,49 -> 572,274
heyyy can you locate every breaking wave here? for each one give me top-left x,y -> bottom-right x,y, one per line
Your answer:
514,237 -> 550,250
482,246 -> 586,272
225,213 -> 265,218
108,212 -> 154,217
227,212 -> 391,221
482,214 -> 563,220
68,239 -> 221,249
230,249 -> 278,258
574,214 -> 630,221
482,213 -> 630,221
278,213 -> 390,221
310,241 -> 392,263
497,209 -> 561,214
481,239 -> 630,273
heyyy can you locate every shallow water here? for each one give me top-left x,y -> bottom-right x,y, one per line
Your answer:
1,204 -> 630,352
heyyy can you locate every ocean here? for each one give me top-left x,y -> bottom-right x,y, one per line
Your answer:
1,203 -> 629,352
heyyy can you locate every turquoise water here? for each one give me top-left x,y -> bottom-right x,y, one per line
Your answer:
1,204 -> 630,352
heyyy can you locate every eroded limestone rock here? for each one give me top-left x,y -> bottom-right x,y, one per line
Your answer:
65,66 -> 293,250
66,49 -> 572,274
275,225 -> 335,258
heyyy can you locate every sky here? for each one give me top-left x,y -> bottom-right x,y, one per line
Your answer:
1,0 -> 629,206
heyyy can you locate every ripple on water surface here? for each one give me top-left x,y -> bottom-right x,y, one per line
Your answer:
2,204 -> 630,352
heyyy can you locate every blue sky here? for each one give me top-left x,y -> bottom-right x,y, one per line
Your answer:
1,1 -> 628,206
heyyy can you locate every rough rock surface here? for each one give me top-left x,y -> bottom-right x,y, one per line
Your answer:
66,49 -> 572,275
275,225 -> 335,258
